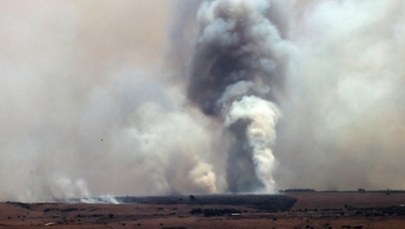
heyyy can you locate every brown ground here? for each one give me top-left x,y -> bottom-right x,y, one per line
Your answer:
1,192 -> 405,229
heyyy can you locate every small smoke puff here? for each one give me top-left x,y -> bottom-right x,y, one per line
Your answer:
218,81 -> 255,105
80,195 -> 120,205
49,177 -> 90,200
199,18 -> 239,46
188,161 -> 217,193
225,96 -> 280,132
252,148 -> 276,192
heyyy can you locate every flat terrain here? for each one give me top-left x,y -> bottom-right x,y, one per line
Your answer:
1,192 -> 405,228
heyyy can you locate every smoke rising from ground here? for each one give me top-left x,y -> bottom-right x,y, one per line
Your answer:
183,0 -> 289,193
0,0 -> 404,201
0,0 -> 222,201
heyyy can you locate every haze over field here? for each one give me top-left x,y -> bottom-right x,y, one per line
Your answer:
0,0 -> 404,202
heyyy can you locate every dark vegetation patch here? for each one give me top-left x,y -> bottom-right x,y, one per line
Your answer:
44,207 -> 78,213
117,194 -> 296,212
161,227 -> 186,229
61,207 -> 79,212
290,205 -> 405,218
380,206 -> 405,216
282,189 -> 316,193
342,206 -> 405,217
190,208 -> 241,217
6,202 -> 31,210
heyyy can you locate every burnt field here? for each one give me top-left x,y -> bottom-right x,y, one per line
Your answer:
1,192 -> 405,228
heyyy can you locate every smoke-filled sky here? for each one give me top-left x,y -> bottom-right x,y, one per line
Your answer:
0,0 -> 404,202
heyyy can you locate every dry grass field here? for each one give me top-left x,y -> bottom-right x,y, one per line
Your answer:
0,192 -> 405,228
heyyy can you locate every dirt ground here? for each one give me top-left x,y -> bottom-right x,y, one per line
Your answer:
1,192 -> 405,228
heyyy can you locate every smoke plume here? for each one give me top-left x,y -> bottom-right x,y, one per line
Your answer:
183,0 -> 289,192
0,0 -> 404,202
0,0 -> 221,201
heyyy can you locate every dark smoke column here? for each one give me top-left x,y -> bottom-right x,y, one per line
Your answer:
186,0 -> 289,193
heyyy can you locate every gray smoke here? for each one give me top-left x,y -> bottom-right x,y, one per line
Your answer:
183,0 -> 290,192
0,0 -> 404,202
0,0 -> 221,202
274,0 -> 405,191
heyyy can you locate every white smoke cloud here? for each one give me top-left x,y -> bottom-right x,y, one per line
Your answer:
0,0 -> 225,202
80,195 -> 120,205
224,96 -> 280,192
0,0 -> 404,202
50,177 -> 90,200
275,0 -> 405,190
183,0 -> 290,193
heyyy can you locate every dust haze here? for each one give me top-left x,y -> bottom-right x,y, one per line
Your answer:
0,0 -> 404,202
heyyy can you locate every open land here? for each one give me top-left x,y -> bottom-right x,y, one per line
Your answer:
1,191 -> 405,228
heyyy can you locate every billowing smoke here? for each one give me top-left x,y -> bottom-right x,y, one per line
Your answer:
183,0 -> 289,192
274,0 -> 405,190
0,0 -> 405,202
0,0 -> 222,202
